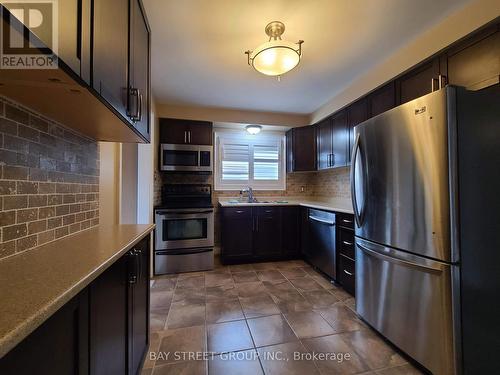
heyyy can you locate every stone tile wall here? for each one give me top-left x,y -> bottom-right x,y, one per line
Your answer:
0,97 -> 99,259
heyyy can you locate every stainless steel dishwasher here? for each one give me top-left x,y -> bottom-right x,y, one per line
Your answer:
307,209 -> 336,279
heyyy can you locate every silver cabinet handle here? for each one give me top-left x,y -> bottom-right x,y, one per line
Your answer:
188,131 -> 191,143
127,88 -> 140,121
138,90 -> 143,122
235,210 -> 244,214
342,219 -> 353,223
431,77 -> 439,92
342,240 -> 353,246
184,131 -> 187,143
343,269 -> 354,276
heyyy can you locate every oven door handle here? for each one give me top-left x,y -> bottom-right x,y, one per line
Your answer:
156,210 -> 213,215
156,248 -> 212,256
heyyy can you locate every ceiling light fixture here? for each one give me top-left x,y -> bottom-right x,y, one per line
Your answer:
245,125 -> 262,135
245,21 -> 303,81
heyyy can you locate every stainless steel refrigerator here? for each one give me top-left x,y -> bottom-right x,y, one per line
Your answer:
351,85 -> 500,375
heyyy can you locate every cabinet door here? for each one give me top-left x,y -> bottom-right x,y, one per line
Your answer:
188,122 -> 213,145
129,238 -> 150,375
293,126 -> 317,171
129,0 -> 151,141
254,207 -> 282,257
286,129 -> 293,173
347,99 -> 368,163
331,111 -> 348,168
221,208 -> 254,262
281,207 -> 300,258
90,254 -> 129,375
446,27 -> 500,90
93,0 -> 130,120
300,208 -> 310,257
159,118 -> 190,144
317,118 -> 333,170
0,291 -> 89,375
397,58 -> 440,104
369,82 -> 396,117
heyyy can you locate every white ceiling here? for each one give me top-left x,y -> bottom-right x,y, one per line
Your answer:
143,0 -> 471,114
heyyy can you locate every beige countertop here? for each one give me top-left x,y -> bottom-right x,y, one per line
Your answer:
218,196 -> 354,214
0,224 -> 155,359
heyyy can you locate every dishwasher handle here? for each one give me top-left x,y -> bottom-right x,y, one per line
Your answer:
308,215 -> 335,226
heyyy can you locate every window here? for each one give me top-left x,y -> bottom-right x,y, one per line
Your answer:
214,129 -> 286,190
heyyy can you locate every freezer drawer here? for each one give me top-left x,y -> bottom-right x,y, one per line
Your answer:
355,238 -> 457,375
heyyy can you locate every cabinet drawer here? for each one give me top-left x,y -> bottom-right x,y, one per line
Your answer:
339,229 -> 355,259
337,213 -> 355,229
339,254 -> 355,296
255,206 -> 280,217
221,207 -> 252,219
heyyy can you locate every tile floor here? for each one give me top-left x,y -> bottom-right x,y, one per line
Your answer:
143,258 -> 425,375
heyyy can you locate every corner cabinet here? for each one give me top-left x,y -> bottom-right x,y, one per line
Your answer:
0,236 -> 151,375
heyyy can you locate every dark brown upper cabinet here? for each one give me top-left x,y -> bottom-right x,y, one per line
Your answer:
93,0 -> 130,123
286,126 -> 317,172
445,24 -> 500,91
317,118 -> 333,170
347,99 -> 368,163
0,2 -> 150,143
397,58 -> 442,105
368,82 -> 396,117
129,0 -> 152,141
93,0 -> 151,141
159,118 -> 213,145
317,112 -> 348,170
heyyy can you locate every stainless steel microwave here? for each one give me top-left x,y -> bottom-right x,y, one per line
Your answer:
160,144 -> 213,172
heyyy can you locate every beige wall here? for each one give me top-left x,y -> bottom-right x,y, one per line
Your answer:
99,142 -> 120,225
155,103 -> 309,127
311,0 -> 500,123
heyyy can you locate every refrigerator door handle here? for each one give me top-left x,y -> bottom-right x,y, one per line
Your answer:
356,241 -> 444,273
350,133 -> 362,227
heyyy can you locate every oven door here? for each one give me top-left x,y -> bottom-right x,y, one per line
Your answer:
160,144 -> 213,172
155,208 -> 214,250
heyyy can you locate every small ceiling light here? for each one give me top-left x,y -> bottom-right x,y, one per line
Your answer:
245,125 -> 262,135
245,21 -> 303,80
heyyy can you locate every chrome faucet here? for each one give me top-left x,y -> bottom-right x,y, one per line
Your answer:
241,187 -> 256,203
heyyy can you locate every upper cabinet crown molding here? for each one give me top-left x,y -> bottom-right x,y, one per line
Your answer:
0,0 -> 151,143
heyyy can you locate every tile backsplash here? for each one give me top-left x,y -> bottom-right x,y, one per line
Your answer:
154,166 -> 351,245
0,97 -> 99,259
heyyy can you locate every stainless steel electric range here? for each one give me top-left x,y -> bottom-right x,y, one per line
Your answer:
154,184 -> 214,275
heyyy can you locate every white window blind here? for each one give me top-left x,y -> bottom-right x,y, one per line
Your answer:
215,129 -> 286,190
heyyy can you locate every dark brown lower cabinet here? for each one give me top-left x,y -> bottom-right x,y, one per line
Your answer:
282,207 -> 300,258
220,207 -> 254,263
0,235 -> 151,375
220,206 -> 300,264
0,290 -> 89,375
337,213 -> 355,296
91,236 -> 150,375
254,207 -> 282,258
